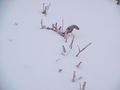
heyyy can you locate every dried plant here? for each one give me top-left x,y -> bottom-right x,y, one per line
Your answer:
76,61 -> 82,68
69,35 -> 75,49
80,81 -> 87,90
62,45 -> 66,53
41,3 -> 50,16
72,71 -> 76,82
76,42 -> 92,57
40,19 -> 79,42
82,81 -> 87,90
64,25 -> 79,42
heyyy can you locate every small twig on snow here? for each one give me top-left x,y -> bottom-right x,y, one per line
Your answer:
62,45 -> 66,53
76,42 -> 92,57
82,81 -> 87,90
76,61 -> 82,68
80,81 -> 87,90
72,71 -> 76,82
69,35 -> 75,49
41,3 -> 50,16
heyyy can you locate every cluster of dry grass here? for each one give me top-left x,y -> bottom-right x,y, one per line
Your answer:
40,2 -> 92,90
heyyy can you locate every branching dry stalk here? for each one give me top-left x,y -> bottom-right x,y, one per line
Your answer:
76,42 -> 92,57
64,25 -> 79,42
72,71 -> 76,82
69,35 -> 75,49
76,61 -> 82,68
41,3 -> 50,16
40,19 -> 80,42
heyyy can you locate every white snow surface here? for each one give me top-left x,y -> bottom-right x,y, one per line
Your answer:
0,0 -> 120,90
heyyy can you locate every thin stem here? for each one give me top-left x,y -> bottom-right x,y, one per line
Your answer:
69,35 -> 75,49
76,42 -> 92,57
72,71 -> 76,82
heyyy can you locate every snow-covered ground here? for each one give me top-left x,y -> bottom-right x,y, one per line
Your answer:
0,0 -> 120,90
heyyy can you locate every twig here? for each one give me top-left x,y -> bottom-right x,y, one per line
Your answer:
80,81 -> 87,90
76,45 -> 80,57
41,3 -> 50,16
76,42 -> 92,57
72,71 -> 76,82
40,20 -> 80,42
64,25 -> 79,42
76,61 -> 82,68
62,45 -> 66,53
82,81 -> 87,90
69,35 -> 75,49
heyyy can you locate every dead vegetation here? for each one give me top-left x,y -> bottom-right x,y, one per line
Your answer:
80,81 -> 87,90
72,71 -> 76,82
69,35 -> 75,49
40,3 -> 92,90
41,3 -> 50,16
76,61 -> 82,68
40,19 -> 79,42
76,42 -> 92,57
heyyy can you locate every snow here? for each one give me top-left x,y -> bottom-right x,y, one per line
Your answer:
0,0 -> 120,90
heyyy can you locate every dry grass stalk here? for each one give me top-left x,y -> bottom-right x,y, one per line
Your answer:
40,20 -> 79,42
76,42 -> 92,57
69,35 -> 75,49
82,81 -> 87,90
76,61 -> 82,68
72,71 -> 76,82
40,19 -> 47,29
62,45 -> 66,53
64,25 -> 79,42
76,45 -> 80,57
41,3 -> 50,16
80,81 -> 87,90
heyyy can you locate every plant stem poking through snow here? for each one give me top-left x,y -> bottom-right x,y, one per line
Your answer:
41,3 -> 50,16
76,61 -> 82,68
69,35 -> 75,49
80,81 -> 87,90
72,71 -> 76,82
82,81 -> 87,90
64,25 -> 79,42
76,42 -> 92,57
